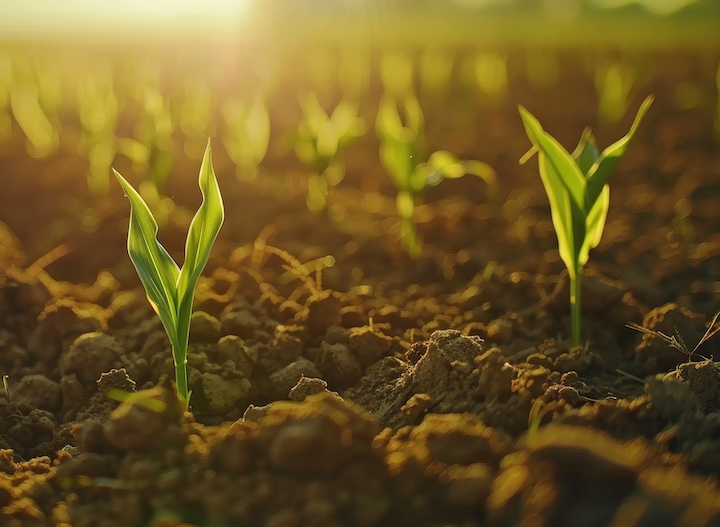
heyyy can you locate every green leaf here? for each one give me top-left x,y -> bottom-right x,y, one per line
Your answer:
427,150 -> 465,180
519,106 -> 587,214
581,184 -> 610,265
536,144 -> 581,278
585,95 -> 653,207
380,138 -> 417,190
519,106 -> 586,277
396,190 -> 415,221
113,169 -> 180,344
464,160 -> 498,187
572,128 -> 599,176
176,141 -> 225,333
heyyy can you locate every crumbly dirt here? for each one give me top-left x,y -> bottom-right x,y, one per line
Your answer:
1,47 -> 720,526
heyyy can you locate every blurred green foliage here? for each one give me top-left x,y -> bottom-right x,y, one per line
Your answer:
293,92 -> 366,211
377,94 -> 496,256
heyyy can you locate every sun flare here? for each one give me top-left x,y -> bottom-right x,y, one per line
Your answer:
0,0 -> 255,39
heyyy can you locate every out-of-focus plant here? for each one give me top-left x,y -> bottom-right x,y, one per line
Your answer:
9,56 -> 60,158
114,141 -> 224,410
519,96 -> 653,346
77,65 -> 120,196
221,93 -> 270,181
377,94 -> 497,257
294,92 -> 366,211
595,61 -> 636,126
380,51 -> 414,98
180,78 -> 214,159
473,52 -> 508,108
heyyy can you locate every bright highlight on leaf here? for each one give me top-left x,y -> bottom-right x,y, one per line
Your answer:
519,96 -> 653,346
114,140 -> 224,409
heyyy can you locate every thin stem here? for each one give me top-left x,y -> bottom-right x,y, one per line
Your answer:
173,348 -> 190,410
570,268 -> 582,346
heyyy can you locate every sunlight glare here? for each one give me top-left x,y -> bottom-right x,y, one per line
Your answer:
0,0 -> 255,39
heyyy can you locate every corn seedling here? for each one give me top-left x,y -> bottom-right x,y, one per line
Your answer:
114,141 -> 224,410
626,310 -> 720,361
519,96 -> 653,345
377,94 -> 496,257
221,93 -> 270,181
294,92 -> 366,211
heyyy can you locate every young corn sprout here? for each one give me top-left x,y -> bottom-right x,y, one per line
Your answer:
294,92 -> 366,211
519,96 -> 653,346
114,140 -> 224,410
377,94 -> 497,257
221,92 -> 270,181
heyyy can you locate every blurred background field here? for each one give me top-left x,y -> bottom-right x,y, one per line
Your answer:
0,0 -> 718,282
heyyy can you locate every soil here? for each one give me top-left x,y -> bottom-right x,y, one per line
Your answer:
1,47 -> 720,527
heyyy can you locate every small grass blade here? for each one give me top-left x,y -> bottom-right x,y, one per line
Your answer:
115,140 -> 224,410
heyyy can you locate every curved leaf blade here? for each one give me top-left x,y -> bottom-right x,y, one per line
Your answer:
586,95 -> 653,206
519,106 -> 586,277
519,106 -> 587,214
177,141 -> 225,321
581,184 -> 610,265
114,170 -> 180,343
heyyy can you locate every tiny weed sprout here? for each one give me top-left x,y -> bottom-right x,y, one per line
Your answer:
114,140 -> 224,410
519,95 -> 653,346
377,94 -> 496,256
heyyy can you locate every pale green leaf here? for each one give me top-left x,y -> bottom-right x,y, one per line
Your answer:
464,160 -> 498,187
581,184 -> 610,265
536,149 -> 580,278
396,190 -> 415,221
585,95 -> 653,207
519,106 -> 587,277
519,106 -> 586,213
380,138 -> 416,190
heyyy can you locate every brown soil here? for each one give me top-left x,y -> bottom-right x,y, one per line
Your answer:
1,47 -> 720,527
